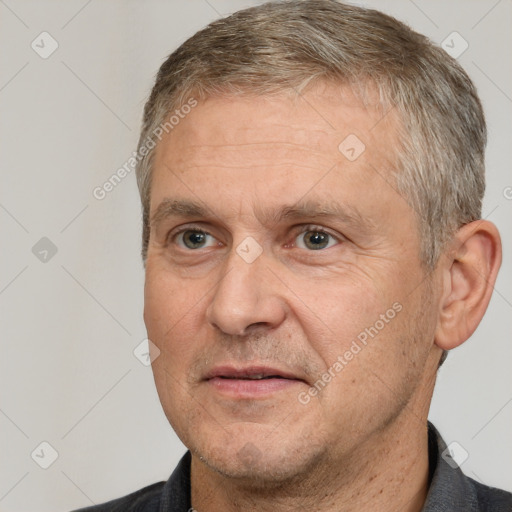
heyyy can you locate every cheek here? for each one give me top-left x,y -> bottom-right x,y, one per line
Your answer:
144,270 -> 202,416
286,275 -> 386,360
144,265 -> 205,364
145,262 -> 192,328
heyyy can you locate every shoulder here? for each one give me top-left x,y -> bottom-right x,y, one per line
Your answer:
469,477 -> 512,512
70,450 -> 192,512
425,422 -> 512,511
71,481 -> 165,512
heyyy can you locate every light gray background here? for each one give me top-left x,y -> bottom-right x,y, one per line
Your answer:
0,1 -> 511,511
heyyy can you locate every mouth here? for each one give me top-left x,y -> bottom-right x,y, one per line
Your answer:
204,365 -> 306,397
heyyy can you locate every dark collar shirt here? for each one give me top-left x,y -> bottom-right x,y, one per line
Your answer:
73,422 -> 512,511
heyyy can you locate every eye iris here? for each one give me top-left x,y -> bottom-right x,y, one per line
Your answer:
304,231 -> 329,250
180,230 -> 331,250
183,231 -> 206,249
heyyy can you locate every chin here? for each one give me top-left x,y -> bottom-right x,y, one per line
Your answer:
190,423 -> 327,486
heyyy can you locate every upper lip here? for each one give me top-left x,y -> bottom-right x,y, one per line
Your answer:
204,365 -> 304,381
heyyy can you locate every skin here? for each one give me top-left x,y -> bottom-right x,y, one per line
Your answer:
143,81 -> 502,512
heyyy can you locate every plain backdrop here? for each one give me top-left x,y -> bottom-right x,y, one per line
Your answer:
0,1 -> 511,510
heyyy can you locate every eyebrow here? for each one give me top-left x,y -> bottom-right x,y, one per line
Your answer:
150,198 -> 374,232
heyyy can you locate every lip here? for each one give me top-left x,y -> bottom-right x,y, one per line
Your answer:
204,365 -> 302,381
203,365 -> 305,398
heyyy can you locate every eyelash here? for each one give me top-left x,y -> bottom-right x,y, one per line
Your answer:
168,224 -> 341,250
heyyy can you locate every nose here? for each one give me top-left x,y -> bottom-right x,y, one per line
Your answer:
205,244 -> 287,336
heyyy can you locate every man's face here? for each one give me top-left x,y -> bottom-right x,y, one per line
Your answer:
144,82 -> 440,482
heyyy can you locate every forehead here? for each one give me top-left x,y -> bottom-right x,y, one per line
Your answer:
151,82 -> 404,224
162,83 -> 397,164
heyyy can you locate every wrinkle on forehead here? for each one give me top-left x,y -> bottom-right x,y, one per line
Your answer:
156,94 -> 400,182
151,83 -> 403,230
172,141 -> 338,173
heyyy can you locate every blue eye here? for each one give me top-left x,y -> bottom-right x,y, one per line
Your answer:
170,225 -> 340,252
294,227 -> 339,250
176,229 -> 216,250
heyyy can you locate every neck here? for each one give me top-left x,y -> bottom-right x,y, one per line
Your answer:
191,364 -> 437,512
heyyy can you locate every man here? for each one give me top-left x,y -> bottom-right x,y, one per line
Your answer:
75,0 -> 511,510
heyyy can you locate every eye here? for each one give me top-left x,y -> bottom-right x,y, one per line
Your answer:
173,228 -> 218,250
169,225 -> 341,252
294,225 -> 340,251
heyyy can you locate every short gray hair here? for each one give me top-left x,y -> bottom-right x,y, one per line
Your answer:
135,0 -> 486,270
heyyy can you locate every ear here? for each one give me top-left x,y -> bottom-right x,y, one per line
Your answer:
434,220 -> 502,351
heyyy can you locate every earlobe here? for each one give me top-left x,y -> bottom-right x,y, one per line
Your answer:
434,220 -> 502,351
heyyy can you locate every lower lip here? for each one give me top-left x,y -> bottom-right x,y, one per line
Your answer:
207,377 -> 301,397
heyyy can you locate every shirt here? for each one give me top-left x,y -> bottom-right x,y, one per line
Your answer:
72,422 -> 512,511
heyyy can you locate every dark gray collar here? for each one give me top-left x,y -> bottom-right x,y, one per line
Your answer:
422,421 -> 506,511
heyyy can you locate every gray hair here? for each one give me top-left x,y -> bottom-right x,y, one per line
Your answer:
135,0 -> 486,272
